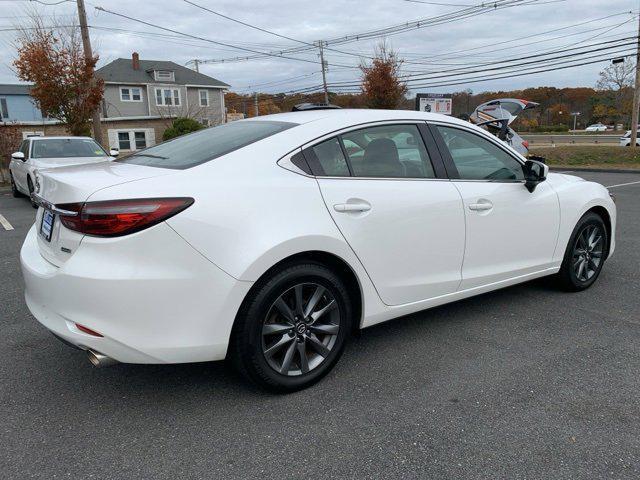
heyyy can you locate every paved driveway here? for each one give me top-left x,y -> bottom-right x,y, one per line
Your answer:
1,171 -> 639,479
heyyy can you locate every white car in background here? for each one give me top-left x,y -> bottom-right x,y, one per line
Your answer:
585,123 -> 607,132
21,109 -> 616,391
9,136 -> 117,206
619,130 -> 640,146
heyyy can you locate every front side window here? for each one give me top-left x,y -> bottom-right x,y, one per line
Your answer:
31,138 -> 107,158
436,125 -> 524,181
341,124 -> 435,178
118,120 -> 297,170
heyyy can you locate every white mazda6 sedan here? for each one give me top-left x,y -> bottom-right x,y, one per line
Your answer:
21,109 -> 616,391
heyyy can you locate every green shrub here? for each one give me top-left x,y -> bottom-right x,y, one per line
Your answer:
162,117 -> 205,140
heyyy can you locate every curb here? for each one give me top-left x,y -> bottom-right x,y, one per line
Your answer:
550,166 -> 640,174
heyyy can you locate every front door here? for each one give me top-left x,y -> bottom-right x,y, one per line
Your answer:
432,124 -> 560,290
308,123 -> 466,306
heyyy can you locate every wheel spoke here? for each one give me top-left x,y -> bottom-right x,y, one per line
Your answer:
587,227 -> 598,248
274,297 -> 295,323
297,341 -> 309,374
262,323 -> 293,336
294,284 -> 304,316
307,333 -> 330,357
310,323 -> 339,335
576,258 -> 586,280
590,235 -> 602,250
304,285 -> 326,318
279,340 -> 297,374
310,300 -> 336,324
264,334 -> 293,358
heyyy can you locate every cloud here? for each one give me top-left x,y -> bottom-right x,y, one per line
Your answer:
0,0 -> 636,94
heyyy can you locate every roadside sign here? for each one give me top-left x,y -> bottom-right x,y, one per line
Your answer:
415,93 -> 452,115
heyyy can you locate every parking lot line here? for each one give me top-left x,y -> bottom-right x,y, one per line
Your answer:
0,213 -> 14,231
606,180 -> 640,189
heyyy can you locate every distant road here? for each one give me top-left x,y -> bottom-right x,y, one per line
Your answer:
522,134 -> 621,146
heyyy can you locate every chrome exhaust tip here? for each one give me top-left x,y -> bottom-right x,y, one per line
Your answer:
87,349 -> 118,368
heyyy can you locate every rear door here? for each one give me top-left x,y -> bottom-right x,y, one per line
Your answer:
307,122 -> 465,306
430,122 -> 560,290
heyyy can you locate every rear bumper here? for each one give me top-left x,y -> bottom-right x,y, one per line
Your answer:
21,223 -> 252,364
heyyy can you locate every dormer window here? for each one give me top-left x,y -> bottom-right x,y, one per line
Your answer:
154,70 -> 175,82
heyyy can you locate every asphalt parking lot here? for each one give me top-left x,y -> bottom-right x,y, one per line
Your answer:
1,170 -> 639,479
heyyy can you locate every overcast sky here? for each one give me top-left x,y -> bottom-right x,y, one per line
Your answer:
0,0 -> 637,96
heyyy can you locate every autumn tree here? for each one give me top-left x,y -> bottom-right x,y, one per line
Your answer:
13,16 -> 103,136
360,41 -> 407,109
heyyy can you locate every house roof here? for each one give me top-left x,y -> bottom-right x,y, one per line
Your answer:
0,84 -> 32,95
96,58 -> 229,88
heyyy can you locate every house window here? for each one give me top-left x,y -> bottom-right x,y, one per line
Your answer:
199,90 -> 209,107
120,87 -> 142,102
154,70 -> 175,81
155,88 -> 180,106
118,132 -> 131,150
134,131 -> 147,149
0,98 -> 8,119
116,131 -> 148,151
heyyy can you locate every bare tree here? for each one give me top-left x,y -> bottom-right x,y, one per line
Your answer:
596,61 -> 635,90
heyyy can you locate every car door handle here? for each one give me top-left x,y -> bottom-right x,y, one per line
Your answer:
469,202 -> 493,211
333,202 -> 371,213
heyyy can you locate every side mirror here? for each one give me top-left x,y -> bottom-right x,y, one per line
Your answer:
523,159 -> 548,193
109,148 -> 119,157
11,151 -> 25,161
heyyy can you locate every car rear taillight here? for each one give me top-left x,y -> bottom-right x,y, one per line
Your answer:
521,140 -> 530,150
57,197 -> 194,237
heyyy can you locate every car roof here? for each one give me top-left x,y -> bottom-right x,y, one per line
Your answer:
30,136 -> 94,140
250,108 -> 474,129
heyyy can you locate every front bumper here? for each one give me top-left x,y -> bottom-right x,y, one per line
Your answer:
21,223 -> 252,364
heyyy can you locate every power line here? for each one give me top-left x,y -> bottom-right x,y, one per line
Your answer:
182,0 -> 315,47
195,0 -> 536,65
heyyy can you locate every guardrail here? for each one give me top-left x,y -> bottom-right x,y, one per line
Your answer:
521,134 -> 622,146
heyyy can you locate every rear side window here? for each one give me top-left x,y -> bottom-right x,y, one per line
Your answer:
341,124 -> 435,178
306,137 -> 350,177
118,120 -> 297,170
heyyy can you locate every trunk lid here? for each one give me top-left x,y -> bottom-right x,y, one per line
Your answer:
34,161 -> 174,267
471,98 -> 539,126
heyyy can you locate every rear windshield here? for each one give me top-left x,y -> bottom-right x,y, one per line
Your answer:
118,120 -> 297,170
31,138 -> 107,158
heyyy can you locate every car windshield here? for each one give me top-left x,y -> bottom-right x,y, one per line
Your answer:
31,138 -> 107,159
118,120 -> 297,170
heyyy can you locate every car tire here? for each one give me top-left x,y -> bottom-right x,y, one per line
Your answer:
10,172 -> 22,198
229,262 -> 353,392
27,177 -> 37,208
555,212 -> 608,292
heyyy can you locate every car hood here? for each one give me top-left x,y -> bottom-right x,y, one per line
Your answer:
31,156 -> 114,168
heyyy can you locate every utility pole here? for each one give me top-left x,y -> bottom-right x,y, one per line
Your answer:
318,41 -> 329,104
76,0 -> 103,146
193,59 -> 200,73
630,7 -> 640,150
254,92 -> 259,117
